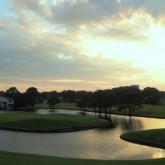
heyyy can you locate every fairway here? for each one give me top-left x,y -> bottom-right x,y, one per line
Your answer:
120,128 -> 165,149
137,105 -> 165,118
111,104 -> 165,118
0,105 -> 164,164
0,150 -> 165,165
34,102 -> 79,110
34,103 -> 165,118
0,112 -> 107,132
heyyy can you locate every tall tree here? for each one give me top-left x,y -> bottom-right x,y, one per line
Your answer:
60,90 -> 76,103
91,90 -> 105,117
25,87 -> 39,108
14,93 -> 28,108
142,87 -> 161,105
47,92 -> 59,111
6,87 -> 20,99
76,94 -> 90,112
119,92 -> 143,117
104,90 -> 117,117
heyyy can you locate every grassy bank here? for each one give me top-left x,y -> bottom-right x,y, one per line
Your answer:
113,105 -> 165,118
0,112 -> 106,131
120,128 -> 165,149
0,105 -> 165,164
34,102 -> 79,110
35,103 -> 165,118
135,105 -> 165,118
0,150 -> 165,165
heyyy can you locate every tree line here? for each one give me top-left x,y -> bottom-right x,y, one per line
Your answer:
76,86 -> 164,117
0,86 -> 164,115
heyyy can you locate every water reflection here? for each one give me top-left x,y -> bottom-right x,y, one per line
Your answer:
36,109 -> 143,131
36,109 -> 80,115
152,149 -> 165,158
0,109 -> 164,160
96,116 -> 143,132
113,117 -> 143,131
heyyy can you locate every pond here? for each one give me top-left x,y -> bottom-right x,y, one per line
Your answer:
0,109 -> 164,160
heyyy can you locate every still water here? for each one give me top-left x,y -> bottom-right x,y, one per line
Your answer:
0,109 -> 164,160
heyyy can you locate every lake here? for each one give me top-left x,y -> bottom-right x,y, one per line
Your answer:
0,109 -> 164,160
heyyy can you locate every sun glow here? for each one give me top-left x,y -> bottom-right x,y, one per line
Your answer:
80,38 -> 112,57
80,22 -> 165,68
140,25 -> 165,68
148,25 -> 165,48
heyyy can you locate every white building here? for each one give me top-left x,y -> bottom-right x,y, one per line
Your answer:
0,96 -> 14,111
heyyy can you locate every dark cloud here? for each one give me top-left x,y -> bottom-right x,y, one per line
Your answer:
120,0 -> 165,17
10,0 -> 165,42
49,0 -> 165,26
0,0 -> 164,91
11,0 -> 165,25
49,0 -> 119,25
11,0 -> 50,17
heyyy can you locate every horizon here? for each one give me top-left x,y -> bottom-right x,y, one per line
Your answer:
0,0 -> 165,92
0,83 -> 163,93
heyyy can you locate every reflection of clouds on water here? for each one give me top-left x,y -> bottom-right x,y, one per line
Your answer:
35,109 -> 79,115
152,149 -> 165,158
0,109 -> 165,160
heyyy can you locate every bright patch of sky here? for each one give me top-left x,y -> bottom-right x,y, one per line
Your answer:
0,0 -> 165,92
0,0 -> 13,18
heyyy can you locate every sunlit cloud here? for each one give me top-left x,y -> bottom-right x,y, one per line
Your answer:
0,0 -> 165,92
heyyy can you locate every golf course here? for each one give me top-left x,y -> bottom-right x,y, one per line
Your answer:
0,103 -> 164,164
0,103 -> 165,165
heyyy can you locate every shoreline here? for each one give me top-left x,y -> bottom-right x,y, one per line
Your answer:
120,135 -> 165,150
0,122 -> 110,133
120,129 -> 165,150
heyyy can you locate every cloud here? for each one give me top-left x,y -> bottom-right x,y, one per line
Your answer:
120,0 -> 165,18
10,0 -> 165,26
0,0 -> 165,91
10,0 -> 165,42
0,21 -> 145,90
49,0 -> 165,26
11,0 -> 165,43
11,0 -> 51,17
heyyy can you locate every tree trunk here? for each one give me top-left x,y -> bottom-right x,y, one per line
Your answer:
104,108 -> 108,118
94,107 -> 97,117
129,107 -> 132,117
98,108 -> 101,117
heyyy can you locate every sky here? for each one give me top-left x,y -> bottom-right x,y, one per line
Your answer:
0,0 -> 165,92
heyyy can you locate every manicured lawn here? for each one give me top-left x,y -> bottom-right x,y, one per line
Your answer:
0,112 -> 106,131
111,104 -> 165,118
34,102 -> 79,110
0,150 -> 165,165
120,128 -> 165,149
0,106 -> 165,164
34,103 -> 50,109
137,105 -> 165,118
35,103 -> 165,118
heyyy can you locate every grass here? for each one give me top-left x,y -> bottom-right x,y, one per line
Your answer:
0,127 -> 165,164
120,128 -> 165,149
137,105 -> 165,118
0,150 -> 165,165
1,103 -> 164,164
35,103 -> 165,118
112,105 -> 165,118
34,102 -> 79,110
0,112 -> 106,130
